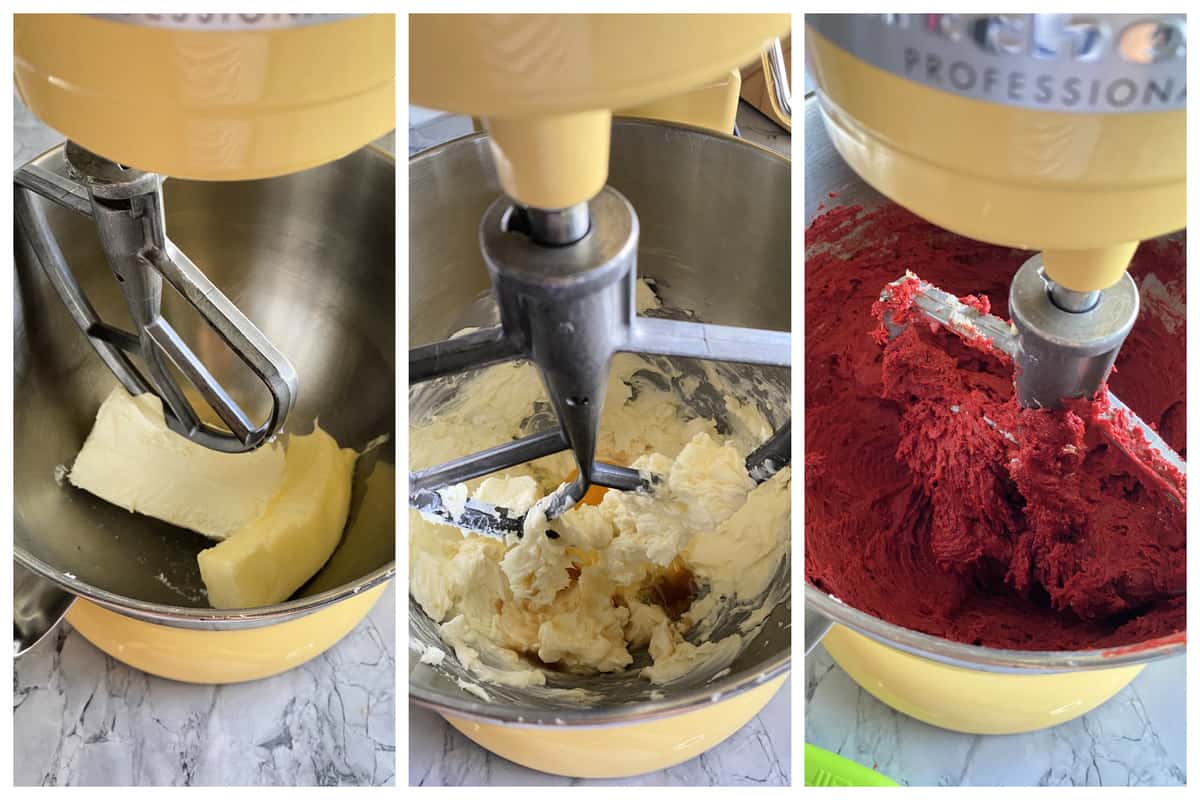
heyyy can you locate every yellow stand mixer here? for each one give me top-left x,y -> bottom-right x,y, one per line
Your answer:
409,13 -> 792,529
805,13 -> 1187,734
13,13 -> 395,682
409,13 -> 793,777
15,13 -> 393,448
807,13 -> 1185,410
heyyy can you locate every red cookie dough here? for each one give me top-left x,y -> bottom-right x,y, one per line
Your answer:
805,204 -> 1186,650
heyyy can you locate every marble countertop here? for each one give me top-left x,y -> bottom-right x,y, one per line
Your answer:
15,586 -> 396,786
12,95 -> 397,787
407,101 -> 792,787
806,646 -> 1186,787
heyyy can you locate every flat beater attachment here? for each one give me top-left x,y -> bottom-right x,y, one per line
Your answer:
15,142 -> 296,452
879,266 -> 1185,503
410,187 -> 792,531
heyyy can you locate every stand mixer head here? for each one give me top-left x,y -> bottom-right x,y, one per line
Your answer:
806,13 -> 1186,484
13,13 -> 395,451
409,13 -> 793,526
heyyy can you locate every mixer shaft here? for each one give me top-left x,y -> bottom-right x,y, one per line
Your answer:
1007,255 -> 1138,411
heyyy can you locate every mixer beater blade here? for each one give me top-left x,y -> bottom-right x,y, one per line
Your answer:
410,187 -> 791,533
14,142 -> 297,452
877,265 -> 1185,504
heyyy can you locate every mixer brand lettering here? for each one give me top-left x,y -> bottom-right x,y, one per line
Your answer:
902,48 -> 1185,110
92,14 -> 353,31
809,14 -> 1186,113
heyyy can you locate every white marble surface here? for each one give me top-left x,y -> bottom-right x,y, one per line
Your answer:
406,100 -> 792,787
806,646 -> 1186,787
13,95 -> 397,786
15,586 -> 395,787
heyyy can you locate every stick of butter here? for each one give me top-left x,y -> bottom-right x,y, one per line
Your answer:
70,388 -> 357,609
198,427 -> 356,608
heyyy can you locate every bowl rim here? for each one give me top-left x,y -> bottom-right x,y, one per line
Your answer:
15,548 -> 397,628
407,116 -> 793,727
13,141 -> 397,628
805,584 -> 1185,673
408,642 -> 790,729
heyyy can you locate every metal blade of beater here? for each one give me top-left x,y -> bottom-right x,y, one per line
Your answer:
409,489 -> 524,538
408,461 -> 654,540
879,272 -> 1019,354
410,421 -> 792,539
879,273 -> 1185,502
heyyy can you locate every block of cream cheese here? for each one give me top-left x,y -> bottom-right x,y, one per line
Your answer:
69,389 -> 287,541
198,426 -> 357,608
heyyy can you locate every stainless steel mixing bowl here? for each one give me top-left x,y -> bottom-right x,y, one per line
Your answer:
803,94 -> 1184,674
14,144 -> 396,630
409,118 -> 791,726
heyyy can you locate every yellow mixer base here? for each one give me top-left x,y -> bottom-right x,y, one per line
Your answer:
65,584 -> 387,684
442,673 -> 787,778
822,626 -> 1142,735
